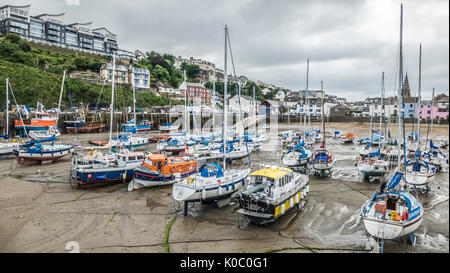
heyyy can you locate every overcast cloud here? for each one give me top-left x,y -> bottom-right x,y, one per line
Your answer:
11,0 -> 449,101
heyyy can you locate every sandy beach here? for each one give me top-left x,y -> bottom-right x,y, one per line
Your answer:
0,122 -> 448,253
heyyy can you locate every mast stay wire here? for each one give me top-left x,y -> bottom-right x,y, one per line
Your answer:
226,27 -> 251,167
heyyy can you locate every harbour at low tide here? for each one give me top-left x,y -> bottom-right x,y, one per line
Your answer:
1,122 -> 448,253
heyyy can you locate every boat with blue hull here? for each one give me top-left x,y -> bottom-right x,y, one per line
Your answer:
14,135 -> 74,165
121,120 -> 153,132
70,150 -> 144,189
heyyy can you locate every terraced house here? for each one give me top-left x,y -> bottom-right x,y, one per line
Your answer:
0,4 -> 130,58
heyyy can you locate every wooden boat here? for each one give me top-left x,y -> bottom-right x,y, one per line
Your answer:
67,122 -> 105,134
88,140 -> 109,146
66,112 -> 105,134
129,154 -> 198,190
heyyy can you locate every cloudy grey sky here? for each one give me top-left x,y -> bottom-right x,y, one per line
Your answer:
11,0 -> 449,101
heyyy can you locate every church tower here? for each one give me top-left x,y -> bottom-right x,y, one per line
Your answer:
403,73 -> 411,98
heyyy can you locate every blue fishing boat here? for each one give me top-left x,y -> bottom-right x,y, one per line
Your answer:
70,150 -> 145,189
14,135 -> 74,165
121,120 -> 153,132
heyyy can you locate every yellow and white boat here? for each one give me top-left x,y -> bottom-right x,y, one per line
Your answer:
237,166 -> 309,225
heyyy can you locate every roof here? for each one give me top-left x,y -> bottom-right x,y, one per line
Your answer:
262,99 -> 280,107
186,82 -> 206,88
36,13 -> 65,17
250,167 -> 292,179
92,27 -> 116,36
69,22 -> 93,26
0,4 -> 31,9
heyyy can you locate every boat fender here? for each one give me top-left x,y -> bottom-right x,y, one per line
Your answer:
290,197 -> 294,208
241,179 -> 245,186
295,194 -> 299,204
226,184 -> 229,191
281,203 -> 285,214
127,181 -> 134,192
231,182 -> 235,191
356,214 -> 362,225
218,184 -> 222,195
202,187 -> 206,200
122,172 -> 127,181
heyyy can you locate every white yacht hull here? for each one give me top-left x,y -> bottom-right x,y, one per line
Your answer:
362,215 -> 423,240
173,169 -> 251,203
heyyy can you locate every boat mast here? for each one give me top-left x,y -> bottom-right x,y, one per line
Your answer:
379,72 -> 384,145
253,86 -> 256,133
426,88 -> 435,149
223,25 -> 228,170
183,70 -> 188,135
57,70 -> 66,121
387,97 -> 391,142
397,4 -> 404,170
369,101 -> 373,147
213,70 -> 216,132
109,54 -> 116,144
306,59 -> 311,131
5,78 -> 8,138
321,81 -> 325,148
417,44 -> 422,147
133,80 -> 136,123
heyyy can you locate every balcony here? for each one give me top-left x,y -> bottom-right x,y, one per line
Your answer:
65,26 -> 78,33
47,35 -> 59,41
47,29 -> 60,36
47,24 -> 60,31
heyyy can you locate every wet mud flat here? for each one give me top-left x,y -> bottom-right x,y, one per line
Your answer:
0,122 -> 448,253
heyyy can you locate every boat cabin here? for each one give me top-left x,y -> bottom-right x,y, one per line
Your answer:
312,150 -> 332,163
115,152 -> 144,166
245,167 -> 296,201
142,154 -> 197,175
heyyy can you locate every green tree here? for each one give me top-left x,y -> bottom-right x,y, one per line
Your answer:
152,65 -> 170,83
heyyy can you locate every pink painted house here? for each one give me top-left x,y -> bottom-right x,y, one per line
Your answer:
417,105 -> 449,120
